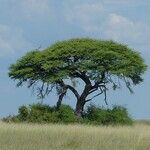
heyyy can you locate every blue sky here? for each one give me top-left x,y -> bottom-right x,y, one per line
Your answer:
0,0 -> 150,119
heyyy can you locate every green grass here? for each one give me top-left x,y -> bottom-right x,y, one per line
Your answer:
0,122 -> 150,150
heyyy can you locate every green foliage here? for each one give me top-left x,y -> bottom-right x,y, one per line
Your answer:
85,105 -> 110,124
18,105 -> 29,121
3,103 -> 133,125
3,104 -> 76,124
27,103 -> 59,123
8,38 -> 147,99
28,104 -> 54,123
28,104 -> 77,123
57,105 -> 77,123
85,105 -> 133,125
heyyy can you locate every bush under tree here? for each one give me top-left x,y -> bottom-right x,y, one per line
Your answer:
3,104 -> 133,125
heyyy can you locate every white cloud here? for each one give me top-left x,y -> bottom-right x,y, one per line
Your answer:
105,13 -> 150,49
0,24 -> 33,57
108,13 -> 132,25
64,2 -> 105,32
64,1 -> 150,52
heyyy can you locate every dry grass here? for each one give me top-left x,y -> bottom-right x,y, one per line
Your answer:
0,122 -> 150,150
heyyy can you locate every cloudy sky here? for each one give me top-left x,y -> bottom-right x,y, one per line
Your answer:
0,0 -> 150,119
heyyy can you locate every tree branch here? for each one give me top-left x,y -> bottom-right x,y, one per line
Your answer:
66,85 -> 80,99
57,80 -> 80,100
123,76 -> 134,93
56,87 -> 67,110
103,85 -> 108,105
85,85 -> 108,105
74,71 -> 92,85
89,87 -> 98,94
37,82 -> 45,99
85,88 -> 103,102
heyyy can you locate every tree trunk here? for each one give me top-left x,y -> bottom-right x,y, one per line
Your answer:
75,98 -> 85,117
56,89 -> 67,110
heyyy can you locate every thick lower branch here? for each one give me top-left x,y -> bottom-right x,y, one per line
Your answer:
66,85 -> 80,99
56,87 -> 67,110
57,80 -> 80,100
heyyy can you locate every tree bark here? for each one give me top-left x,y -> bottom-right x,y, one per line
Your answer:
75,98 -> 85,117
75,79 -> 92,117
56,88 -> 67,110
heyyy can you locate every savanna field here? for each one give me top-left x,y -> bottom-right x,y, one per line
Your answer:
0,121 -> 150,150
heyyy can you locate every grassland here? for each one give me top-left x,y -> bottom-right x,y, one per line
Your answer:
0,122 -> 150,150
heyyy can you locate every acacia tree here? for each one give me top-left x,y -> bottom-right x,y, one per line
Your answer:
9,38 -> 147,117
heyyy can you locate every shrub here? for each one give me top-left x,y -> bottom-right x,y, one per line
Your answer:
29,103 -> 55,113
4,103 -> 76,123
110,106 -> 133,125
2,103 -> 133,125
57,105 -> 77,123
28,103 -> 55,123
18,105 -> 29,121
84,104 -> 133,125
85,105 -> 109,124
